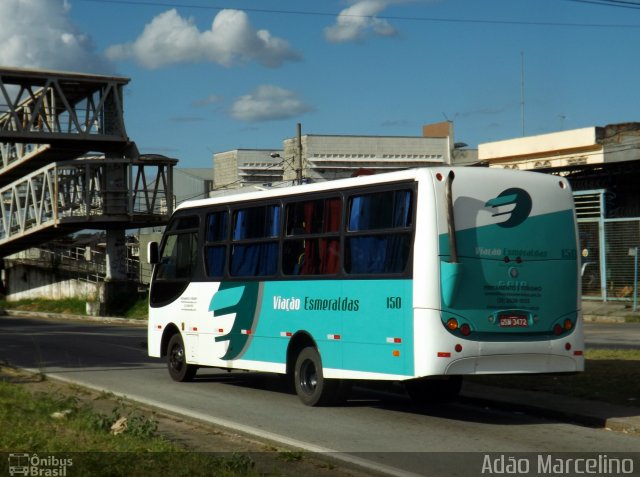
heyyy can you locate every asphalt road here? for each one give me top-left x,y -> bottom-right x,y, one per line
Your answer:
583,322 -> 640,349
1,315 -> 638,477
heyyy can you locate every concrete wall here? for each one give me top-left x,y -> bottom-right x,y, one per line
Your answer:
4,263 -> 101,302
3,263 -> 142,316
213,149 -> 283,189
213,150 -> 240,189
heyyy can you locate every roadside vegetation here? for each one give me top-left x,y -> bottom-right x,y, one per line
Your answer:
0,297 -> 87,315
0,365 -> 345,477
0,296 -> 149,320
0,370 -> 257,476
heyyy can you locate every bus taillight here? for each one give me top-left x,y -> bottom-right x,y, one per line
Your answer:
563,319 -> 573,331
446,318 -> 458,330
460,324 -> 471,336
553,324 -> 563,335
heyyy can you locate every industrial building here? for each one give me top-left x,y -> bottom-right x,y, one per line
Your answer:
213,122 -> 479,189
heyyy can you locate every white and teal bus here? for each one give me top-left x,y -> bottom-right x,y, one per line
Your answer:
147,167 -> 584,406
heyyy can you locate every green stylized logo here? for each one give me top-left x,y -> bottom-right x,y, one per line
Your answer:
485,188 -> 532,228
209,281 -> 262,360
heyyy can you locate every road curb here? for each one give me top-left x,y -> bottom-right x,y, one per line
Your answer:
583,314 -> 626,324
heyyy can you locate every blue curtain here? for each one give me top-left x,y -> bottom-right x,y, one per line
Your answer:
207,212 -> 228,242
231,242 -> 278,276
346,190 -> 411,273
205,246 -> 226,277
347,235 -> 408,274
233,206 -> 280,240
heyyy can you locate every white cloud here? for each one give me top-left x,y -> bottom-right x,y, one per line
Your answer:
106,9 -> 301,69
230,85 -> 312,122
0,0 -> 112,73
325,0 -> 399,43
191,94 -> 222,107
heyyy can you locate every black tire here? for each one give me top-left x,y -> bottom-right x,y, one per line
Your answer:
405,376 -> 462,405
294,347 -> 347,406
167,333 -> 197,382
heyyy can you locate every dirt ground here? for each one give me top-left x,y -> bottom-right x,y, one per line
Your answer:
0,365 -> 378,477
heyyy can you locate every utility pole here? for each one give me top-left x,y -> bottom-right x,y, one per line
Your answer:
296,122 -> 303,184
521,52 -> 526,137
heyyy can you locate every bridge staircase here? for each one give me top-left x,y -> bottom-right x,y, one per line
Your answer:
0,67 -> 176,311
0,67 -> 176,257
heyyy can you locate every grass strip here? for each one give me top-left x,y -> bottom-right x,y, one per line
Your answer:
0,297 -> 149,320
0,377 -> 257,476
471,349 -> 640,407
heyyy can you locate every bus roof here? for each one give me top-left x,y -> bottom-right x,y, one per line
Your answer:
177,167 -> 437,211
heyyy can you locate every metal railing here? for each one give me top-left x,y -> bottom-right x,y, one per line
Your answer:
576,189 -> 640,301
0,68 -> 130,176
10,244 -> 141,284
0,155 -> 175,250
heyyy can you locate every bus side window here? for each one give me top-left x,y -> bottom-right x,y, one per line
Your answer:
230,204 -> 280,277
283,197 -> 341,276
157,232 -> 198,279
205,210 -> 228,278
156,214 -> 200,280
345,190 -> 412,274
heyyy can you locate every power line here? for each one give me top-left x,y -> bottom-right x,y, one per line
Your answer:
565,0 -> 640,9
78,0 -> 640,29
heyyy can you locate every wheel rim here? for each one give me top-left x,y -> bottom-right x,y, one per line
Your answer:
169,343 -> 185,372
299,359 -> 318,395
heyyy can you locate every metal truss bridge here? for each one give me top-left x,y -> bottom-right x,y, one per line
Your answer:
0,66 -> 176,257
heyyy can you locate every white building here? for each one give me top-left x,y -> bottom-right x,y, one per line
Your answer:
213,149 -> 284,191
213,122 -> 478,189
479,123 -> 640,171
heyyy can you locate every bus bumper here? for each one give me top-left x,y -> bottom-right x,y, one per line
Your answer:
414,308 -> 585,377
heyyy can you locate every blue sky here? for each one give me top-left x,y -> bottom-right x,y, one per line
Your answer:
2,0 -> 640,168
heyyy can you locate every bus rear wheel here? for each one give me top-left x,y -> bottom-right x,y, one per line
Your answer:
167,333 -> 197,382
405,376 -> 462,405
294,347 -> 348,406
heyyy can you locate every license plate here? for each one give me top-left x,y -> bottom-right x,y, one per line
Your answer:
499,314 -> 529,327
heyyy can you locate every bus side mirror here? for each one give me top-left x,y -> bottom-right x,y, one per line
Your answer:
147,241 -> 159,265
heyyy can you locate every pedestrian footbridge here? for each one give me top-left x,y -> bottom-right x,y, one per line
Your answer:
0,67 -> 176,258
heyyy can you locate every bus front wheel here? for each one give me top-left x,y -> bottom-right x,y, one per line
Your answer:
294,347 -> 347,406
167,333 -> 197,382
